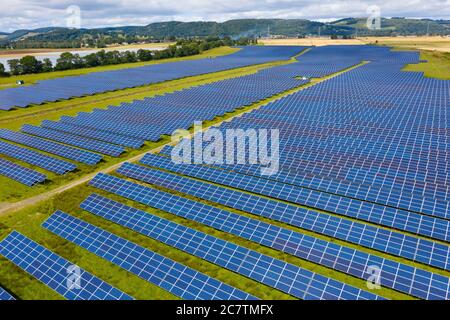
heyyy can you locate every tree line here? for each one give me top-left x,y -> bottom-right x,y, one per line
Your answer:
0,37 -> 256,77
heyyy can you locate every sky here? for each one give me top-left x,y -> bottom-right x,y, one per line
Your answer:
1,0 -> 449,32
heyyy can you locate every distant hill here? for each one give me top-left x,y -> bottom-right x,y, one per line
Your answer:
1,18 -> 449,47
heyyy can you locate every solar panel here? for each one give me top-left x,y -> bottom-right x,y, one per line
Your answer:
140,153 -> 450,271
21,125 -> 124,157
0,231 -> 133,300
0,129 -> 102,165
0,287 -> 15,300
42,211 -> 257,300
0,140 -> 76,175
0,158 -> 46,186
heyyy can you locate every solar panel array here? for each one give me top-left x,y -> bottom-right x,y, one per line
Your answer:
42,211 -> 257,300
188,49 -> 449,225
80,193 -> 383,300
0,46 -> 310,186
0,287 -> 14,300
140,153 -> 450,271
3,45 -> 449,300
82,191 -> 448,299
0,46 -> 304,110
21,125 -> 125,157
158,144 -> 450,242
0,231 -> 133,300
0,140 -> 76,175
0,129 -> 102,165
0,158 -> 46,186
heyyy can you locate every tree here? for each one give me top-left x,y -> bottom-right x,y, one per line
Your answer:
42,58 -> 53,72
20,55 -> 43,74
137,49 -> 153,61
83,53 -> 100,67
55,52 -> 76,70
8,59 -> 22,75
0,62 -> 7,76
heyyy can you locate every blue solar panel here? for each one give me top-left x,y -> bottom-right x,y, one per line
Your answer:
43,211 -> 257,300
0,287 -> 15,300
0,140 -> 76,175
81,193 -> 382,300
0,129 -> 102,165
21,125 -> 124,157
0,158 -> 46,186
0,231 -> 133,300
140,153 -> 450,271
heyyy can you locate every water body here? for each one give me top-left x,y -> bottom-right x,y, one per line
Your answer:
0,46 -> 166,71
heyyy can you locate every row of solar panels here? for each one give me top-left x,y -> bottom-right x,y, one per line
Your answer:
0,46 -> 305,110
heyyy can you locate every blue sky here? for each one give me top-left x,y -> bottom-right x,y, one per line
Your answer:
1,0 -> 449,32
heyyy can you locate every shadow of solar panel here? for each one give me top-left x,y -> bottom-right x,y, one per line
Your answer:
0,287 -> 15,300
80,192 -> 399,300
0,158 -> 46,186
0,140 -> 76,175
140,153 -> 450,271
0,129 -> 102,165
0,231 -> 133,300
43,211 -> 257,300
22,125 -> 124,157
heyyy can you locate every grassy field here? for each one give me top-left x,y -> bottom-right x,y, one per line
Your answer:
403,50 -> 450,80
362,36 -> 450,52
0,46 -> 238,90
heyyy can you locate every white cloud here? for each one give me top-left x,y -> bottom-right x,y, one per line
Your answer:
1,0 -> 449,32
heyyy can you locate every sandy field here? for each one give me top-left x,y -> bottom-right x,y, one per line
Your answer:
260,36 -> 450,52
260,38 -> 365,46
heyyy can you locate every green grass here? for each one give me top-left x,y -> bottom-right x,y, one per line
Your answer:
403,50 -> 450,80
0,47 -> 239,90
